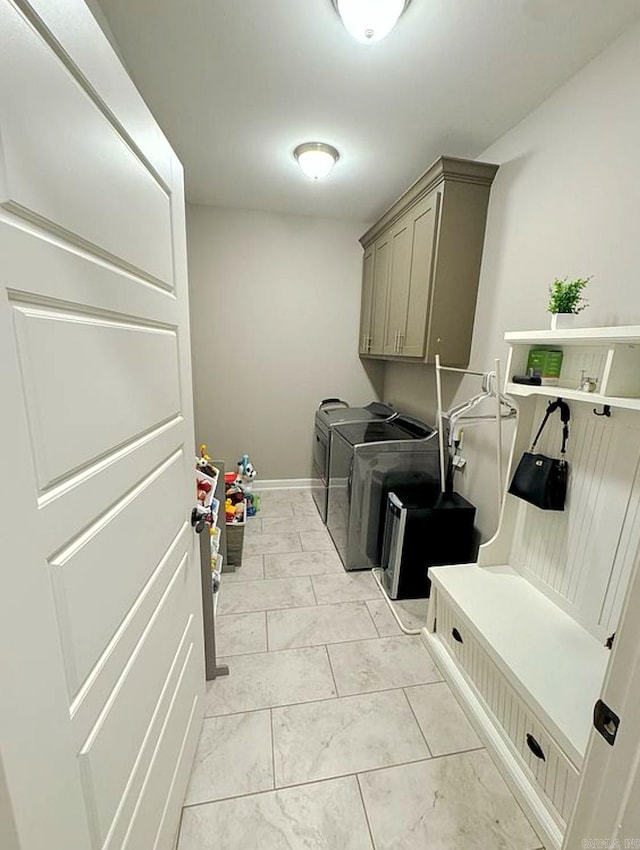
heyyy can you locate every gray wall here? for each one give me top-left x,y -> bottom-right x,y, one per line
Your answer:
187,205 -> 384,479
383,22 -> 640,538
83,0 -> 129,65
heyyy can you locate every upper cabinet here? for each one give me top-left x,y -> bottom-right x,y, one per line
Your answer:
359,245 -> 375,354
358,156 -> 498,366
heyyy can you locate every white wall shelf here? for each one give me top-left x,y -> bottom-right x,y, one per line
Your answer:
505,382 -> 640,411
505,326 -> 640,345
505,326 -> 640,406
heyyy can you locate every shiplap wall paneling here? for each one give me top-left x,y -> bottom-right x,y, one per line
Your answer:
510,401 -> 640,640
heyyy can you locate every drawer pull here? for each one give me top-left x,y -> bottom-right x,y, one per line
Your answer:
451,627 -> 463,644
526,733 -> 546,761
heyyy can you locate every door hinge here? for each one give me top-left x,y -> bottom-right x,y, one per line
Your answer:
593,699 -> 620,746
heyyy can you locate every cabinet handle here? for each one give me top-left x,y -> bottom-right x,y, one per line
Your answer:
451,627 -> 463,644
399,332 -> 405,353
368,334 -> 372,352
525,733 -> 546,761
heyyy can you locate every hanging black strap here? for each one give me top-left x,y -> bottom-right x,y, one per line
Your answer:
530,398 -> 571,455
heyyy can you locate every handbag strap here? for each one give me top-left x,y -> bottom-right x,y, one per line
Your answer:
530,398 -> 571,455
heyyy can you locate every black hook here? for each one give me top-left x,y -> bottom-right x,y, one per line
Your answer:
593,405 -> 611,418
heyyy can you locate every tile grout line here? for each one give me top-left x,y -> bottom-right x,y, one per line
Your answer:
309,574 -> 319,606
242,542 -> 334,557
220,587 -> 385,615
364,600 -> 382,638
400,686 -> 433,758
243,546 -> 305,558
277,628 -> 427,653
182,771 -> 371,811
182,746 -> 494,812
221,596 -> 413,615
323,642 -> 340,696
361,746 -> 491,772
224,571 -> 341,584
216,611 -> 408,657
269,707 -> 276,791
264,610 -> 270,652
355,773 -> 378,850
203,682 -> 447,722
185,764 -> 436,811
216,631 -> 428,659
331,677 -> 444,698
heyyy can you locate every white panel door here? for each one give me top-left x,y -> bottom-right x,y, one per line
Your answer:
0,3 -> 204,850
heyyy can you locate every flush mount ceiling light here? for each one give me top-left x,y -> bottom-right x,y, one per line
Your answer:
294,142 -> 340,181
331,0 -> 410,43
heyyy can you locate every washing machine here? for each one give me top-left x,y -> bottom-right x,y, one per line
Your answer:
311,399 -> 396,522
326,415 -> 441,570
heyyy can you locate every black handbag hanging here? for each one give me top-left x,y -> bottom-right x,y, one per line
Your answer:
508,398 -> 570,511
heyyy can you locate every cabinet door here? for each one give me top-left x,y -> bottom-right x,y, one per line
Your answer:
383,213 -> 413,356
358,246 -> 375,354
369,233 -> 391,355
402,192 -> 441,358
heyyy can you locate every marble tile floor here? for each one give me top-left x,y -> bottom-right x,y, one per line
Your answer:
178,488 -> 544,850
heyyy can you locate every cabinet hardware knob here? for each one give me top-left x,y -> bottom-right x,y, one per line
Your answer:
526,733 -> 546,761
451,627 -> 463,643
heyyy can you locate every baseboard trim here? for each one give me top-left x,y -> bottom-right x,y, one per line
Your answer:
253,479 -> 313,490
423,630 -> 563,850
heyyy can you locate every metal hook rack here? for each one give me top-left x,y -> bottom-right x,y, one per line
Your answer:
435,355 -> 516,514
593,405 -> 612,418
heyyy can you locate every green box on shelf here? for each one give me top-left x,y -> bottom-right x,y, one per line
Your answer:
526,348 -> 564,386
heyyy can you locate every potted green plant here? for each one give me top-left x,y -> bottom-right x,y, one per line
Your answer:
547,276 -> 590,330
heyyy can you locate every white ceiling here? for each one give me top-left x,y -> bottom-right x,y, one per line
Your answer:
97,0 -> 640,221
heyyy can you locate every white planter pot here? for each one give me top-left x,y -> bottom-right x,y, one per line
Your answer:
550,313 -> 576,331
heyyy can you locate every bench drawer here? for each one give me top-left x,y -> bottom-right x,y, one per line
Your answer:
435,593 -> 580,826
